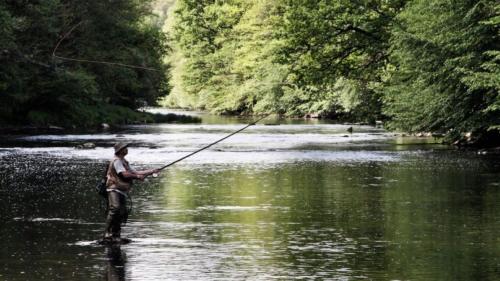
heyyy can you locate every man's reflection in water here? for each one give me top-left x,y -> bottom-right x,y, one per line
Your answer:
105,245 -> 126,281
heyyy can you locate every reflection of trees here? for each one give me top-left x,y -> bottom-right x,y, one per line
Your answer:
105,245 -> 126,281
144,161 -> 499,280
381,165 -> 500,280
157,164 -> 389,276
275,163 -> 388,275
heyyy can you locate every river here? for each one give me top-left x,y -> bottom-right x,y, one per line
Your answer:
0,110 -> 499,280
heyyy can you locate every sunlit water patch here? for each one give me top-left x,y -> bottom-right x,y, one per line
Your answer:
0,147 -> 401,165
14,125 -> 393,150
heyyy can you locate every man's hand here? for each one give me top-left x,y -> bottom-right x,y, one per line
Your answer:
147,169 -> 160,176
133,169 -> 160,179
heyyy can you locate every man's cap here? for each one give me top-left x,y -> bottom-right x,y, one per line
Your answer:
114,142 -> 129,154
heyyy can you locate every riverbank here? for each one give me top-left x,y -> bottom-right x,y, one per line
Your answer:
0,107 -> 201,135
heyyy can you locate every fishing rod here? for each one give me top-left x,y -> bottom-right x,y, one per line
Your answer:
149,114 -> 270,177
98,115 -> 269,216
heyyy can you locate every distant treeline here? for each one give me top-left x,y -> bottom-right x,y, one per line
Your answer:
0,0 -> 169,128
165,0 -> 499,145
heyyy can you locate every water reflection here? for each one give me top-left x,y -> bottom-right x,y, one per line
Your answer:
0,113 -> 499,280
105,245 -> 126,281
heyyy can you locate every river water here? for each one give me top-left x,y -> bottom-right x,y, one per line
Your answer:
0,111 -> 499,281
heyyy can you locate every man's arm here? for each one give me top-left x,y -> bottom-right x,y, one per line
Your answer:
115,160 -> 154,180
135,169 -> 160,176
120,169 -> 159,180
120,170 -> 146,180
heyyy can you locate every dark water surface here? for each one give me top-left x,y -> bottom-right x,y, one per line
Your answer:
0,111 -> 499,280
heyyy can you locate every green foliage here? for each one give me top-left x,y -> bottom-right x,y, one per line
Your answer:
168,0 -> 403,122
168,0 -> 283,113
2,0 -> 498,144
0,0 -> 170,127
278,0 -> 404,85
169,0 -> 249,112
383,0 -> 499,142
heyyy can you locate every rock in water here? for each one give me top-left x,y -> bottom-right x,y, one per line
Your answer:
83,142 -> 96,149
76,142 -> 96,149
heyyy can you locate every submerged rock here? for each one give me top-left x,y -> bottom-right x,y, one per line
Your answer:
76,142 -> 96,149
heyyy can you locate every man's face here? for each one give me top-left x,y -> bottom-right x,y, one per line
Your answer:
117,147 -> 128,157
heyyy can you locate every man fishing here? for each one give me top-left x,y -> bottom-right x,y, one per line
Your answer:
101,116 -> 268,244
103,142 -> 159,243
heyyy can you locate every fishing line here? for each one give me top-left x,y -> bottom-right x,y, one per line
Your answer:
52,21 -> 160,72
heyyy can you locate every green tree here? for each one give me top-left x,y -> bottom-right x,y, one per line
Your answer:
383,0 -> 499,144
273,0 -> 406,121
169,0 -> 406,121
170,0 -> 249,112
0,0 -> 170,127
168,0 -> 498,144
